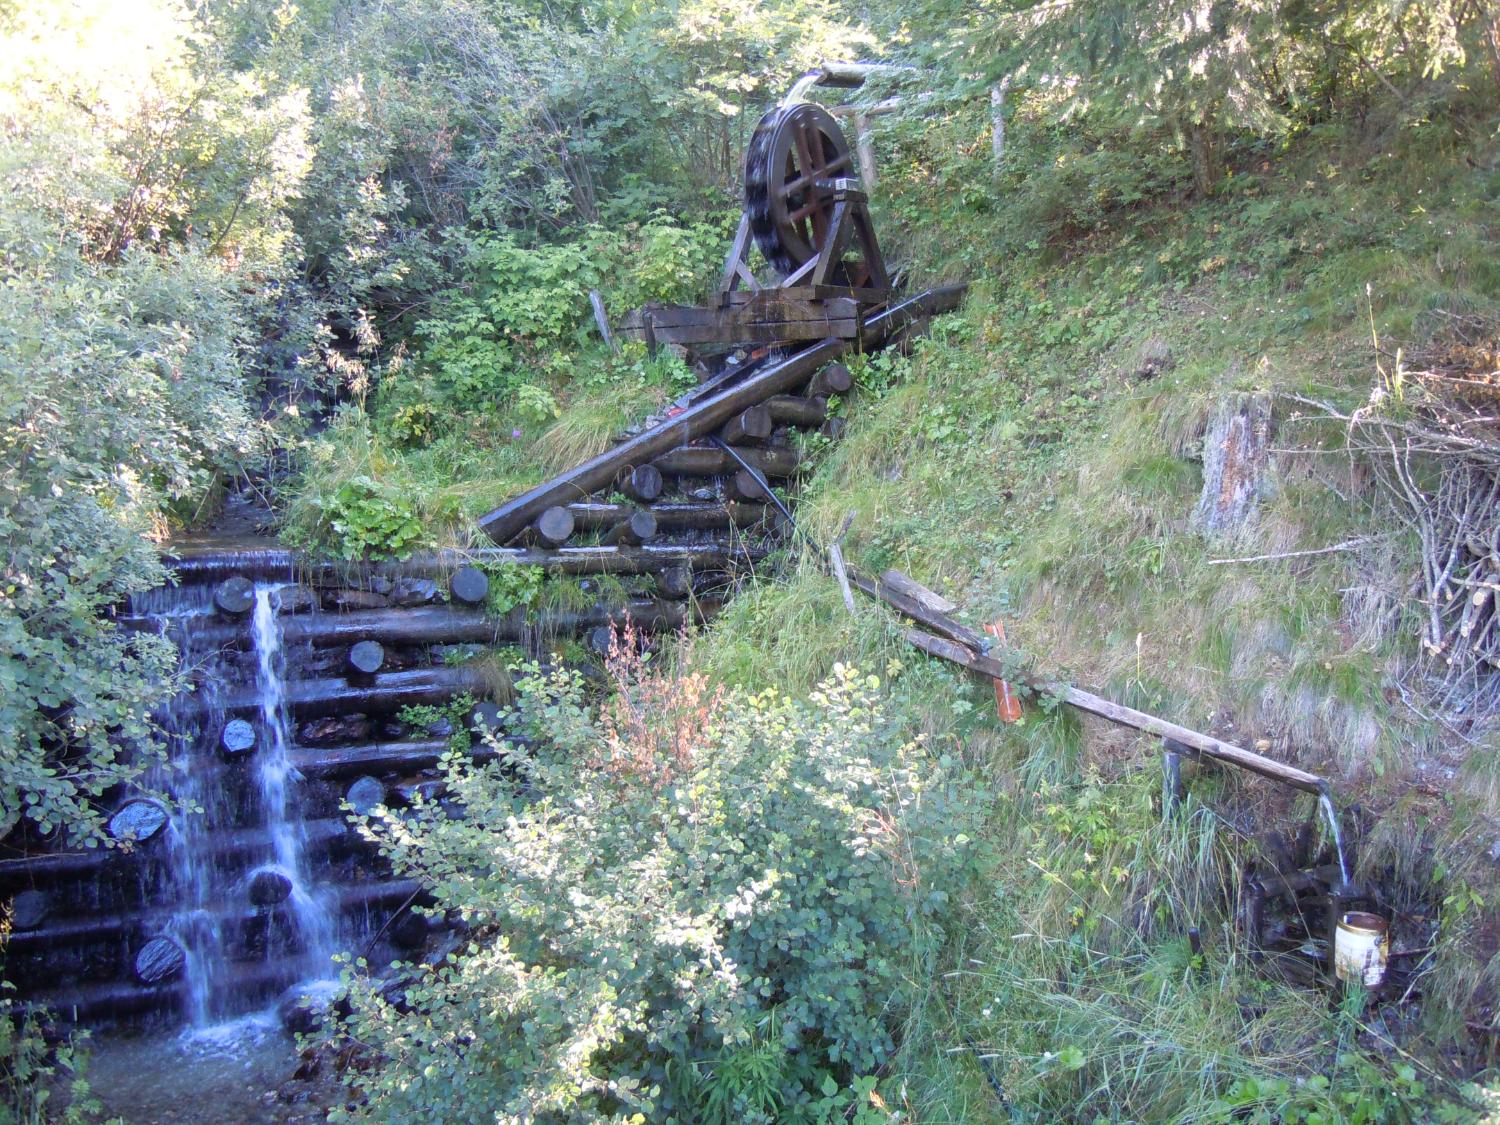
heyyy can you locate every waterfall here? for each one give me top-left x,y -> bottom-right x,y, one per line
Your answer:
250,586 -> 339,982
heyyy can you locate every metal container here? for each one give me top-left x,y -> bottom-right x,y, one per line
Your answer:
1334,911 -> 1389,988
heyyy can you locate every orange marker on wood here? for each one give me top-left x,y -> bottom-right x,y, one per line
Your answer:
984,620 -> 1023,723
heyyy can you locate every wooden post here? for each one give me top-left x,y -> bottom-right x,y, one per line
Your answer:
589,290 -> 617,353
854,112 -> 878,189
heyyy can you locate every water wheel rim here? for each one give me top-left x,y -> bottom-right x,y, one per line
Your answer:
745,102 -> 852,274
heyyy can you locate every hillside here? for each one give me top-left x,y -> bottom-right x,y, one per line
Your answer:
4,0 -> 1500,1120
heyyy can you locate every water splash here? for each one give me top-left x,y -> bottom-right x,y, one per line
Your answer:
1318,785 -> 1352,890
251,586 -> 338,979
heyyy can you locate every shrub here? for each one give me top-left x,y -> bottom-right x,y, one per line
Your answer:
337,657 -> 980,1121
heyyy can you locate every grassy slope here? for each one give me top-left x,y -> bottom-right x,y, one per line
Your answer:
685,91 -> 1500,1119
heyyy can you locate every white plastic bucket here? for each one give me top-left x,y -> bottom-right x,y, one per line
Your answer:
1334,911 -> 1389,988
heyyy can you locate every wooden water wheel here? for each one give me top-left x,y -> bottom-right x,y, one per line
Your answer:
744,102 -> 855,274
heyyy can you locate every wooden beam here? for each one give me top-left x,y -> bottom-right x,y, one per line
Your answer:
903,628 -> 1325,793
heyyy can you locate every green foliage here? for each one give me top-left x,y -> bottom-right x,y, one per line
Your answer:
311,477 -> 423,561
482,565 -> 546,616
337,663 -> 978,1121
0,991 -> 103,1124
396,695 -> 475,755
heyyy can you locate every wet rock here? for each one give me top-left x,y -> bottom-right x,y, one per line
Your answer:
369,576 -> 395,596
248,865 -> 294,907
214,576 -> 256,616
275,585 -> 319,614
391,577 -> 440,607
221,718 -> 256,757
346,776 -> 386,816
322,588 -> 390,611
10,890 -> 48,931
425,717 -> 455,739
108,799 -> 169,844
449,567 -> 488,606
1193,391 -> 1275,536
298,715 -> 372,746
380,718 -> 407,739
390,910 -> 430,950
391,778 -> 445,806
278,981 -> 341,1036
133,936 -> 186,984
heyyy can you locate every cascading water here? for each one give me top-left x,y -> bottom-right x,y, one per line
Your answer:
148,582 -> 233,1026
1318,786 -> 1352,890
250,586 -> 339,985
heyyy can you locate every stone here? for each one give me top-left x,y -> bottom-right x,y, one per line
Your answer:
10,890 -> 48,931
220,718 -> 256,756
248,866 -> 294,907
322,589 -> 390,611
448,567 -> 489,605
1193,392 -> 1275,537
133,936 -> 186,984
108,799 -> 169,844
275,585 -> 319,614
214,575 -> 256,616
391,577 -> 441,607
345,776 -> 386,816
277,980 -> 340,1036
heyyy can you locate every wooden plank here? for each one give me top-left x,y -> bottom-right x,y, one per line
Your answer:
903,628 -> 1326,794
879,569 -> 956,614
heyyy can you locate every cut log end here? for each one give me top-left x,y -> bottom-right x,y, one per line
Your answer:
617,463 -> 663,503
214,575 -> 256,616
108,799 -> 169,844
536,506 -> 577,548
450,565 -> 489,605
349,640 -> 386,676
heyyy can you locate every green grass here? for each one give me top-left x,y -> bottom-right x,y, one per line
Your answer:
682,91 -> 1500,1117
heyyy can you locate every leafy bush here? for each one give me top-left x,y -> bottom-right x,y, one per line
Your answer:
337,660 -> 979,1121
313,477 -> 424,561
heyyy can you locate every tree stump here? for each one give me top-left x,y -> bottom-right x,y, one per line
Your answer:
345,776 -> 386,816
349,641 -> 385,676
616,464 -> 663,503
535,506 -> 576,547
808,362 -> 853,398
1193,392 -> 1275,536
10,890 -> 48,931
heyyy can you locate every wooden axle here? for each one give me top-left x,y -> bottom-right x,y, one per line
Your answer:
903,628 -> 1324,793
